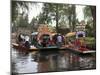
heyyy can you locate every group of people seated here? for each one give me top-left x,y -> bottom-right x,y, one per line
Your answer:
66,37 -> 86,50
18,33 -> 86,49
18,33 -> 30,48
31,33 -> 65,48
39,34 -> 52,47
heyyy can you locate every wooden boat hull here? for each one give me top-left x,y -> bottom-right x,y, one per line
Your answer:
12,43 -> 58,51
12,43 -> 96,55
12,43 -> 38,51
60,47 -> 96,55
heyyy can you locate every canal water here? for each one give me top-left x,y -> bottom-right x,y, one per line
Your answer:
11,48 -> 96,74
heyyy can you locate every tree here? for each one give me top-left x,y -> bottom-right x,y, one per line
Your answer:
12,1 -> 40,33
55,4 -> 59,32
38,3 -> 67,32
37,3 -> 77,33
37,3 -> 54,24
90,6 -> 96,37
12,1 -> 29,22
71,5 -> 76,31
17,14 -> 29,27
84,6 -> 96,37
12,1 -> 37,25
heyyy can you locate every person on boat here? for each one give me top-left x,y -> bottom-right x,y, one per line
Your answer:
37,39 -> 42,48
47,37 -> 55,47
41,36 -> 47,47
52,34 -> 57,45
18,33 -> 25,46
80,38 -> 86,48
61,35 -> 65,45
18,33 -> 23,42
40,34 -> 50,47
56,34 -> 63,47
74,38 -> 81,49
31,35 -> 38,47
24,35 -> 30,48
67,39 -> 74,48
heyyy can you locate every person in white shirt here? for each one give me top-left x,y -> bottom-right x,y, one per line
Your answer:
56,34 -> 63,47
24,35 -> 30,48
25,36 -> 30,42
57,35 -> 62,43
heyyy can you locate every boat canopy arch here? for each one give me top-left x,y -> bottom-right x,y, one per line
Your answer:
76,31 -> 85,38
37,24 -> 52,40
31,32 -> 38,36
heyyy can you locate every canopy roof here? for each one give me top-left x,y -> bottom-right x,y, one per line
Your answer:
31,32 -> 38,35
65,32 -> 76,37
76,31 -> 85,38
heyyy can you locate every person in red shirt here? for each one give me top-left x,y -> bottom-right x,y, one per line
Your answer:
74,38 -> 81,48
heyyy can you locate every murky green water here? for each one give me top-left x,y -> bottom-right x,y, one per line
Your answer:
11,48 -> 96,74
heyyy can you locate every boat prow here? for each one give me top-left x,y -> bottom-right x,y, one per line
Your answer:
12,43 -> 38,51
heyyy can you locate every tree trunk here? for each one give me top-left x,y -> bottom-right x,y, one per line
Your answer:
90,6 -> 96,38
68,6 -> 73,32
72,5 -> 76,32
56,4 -> 59,33
68,15 -> 72,32
45,4 -> 48,24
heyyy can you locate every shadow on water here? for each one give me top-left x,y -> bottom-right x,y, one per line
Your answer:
11,48 -> 96,74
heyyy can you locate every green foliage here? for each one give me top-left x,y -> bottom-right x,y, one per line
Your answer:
85,20 -> 94,37
37,3 -> 76,33
17,15 -> 29,27
84,6 -> 96,37
12,1 -> 96,37
84,6 -> 92,19
12,1 -> 29,22
85,37 -> 95,45
12,1 -> 37,27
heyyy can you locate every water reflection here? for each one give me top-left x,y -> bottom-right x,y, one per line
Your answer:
12,49 -> 38,73
12,48 -> 96,74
